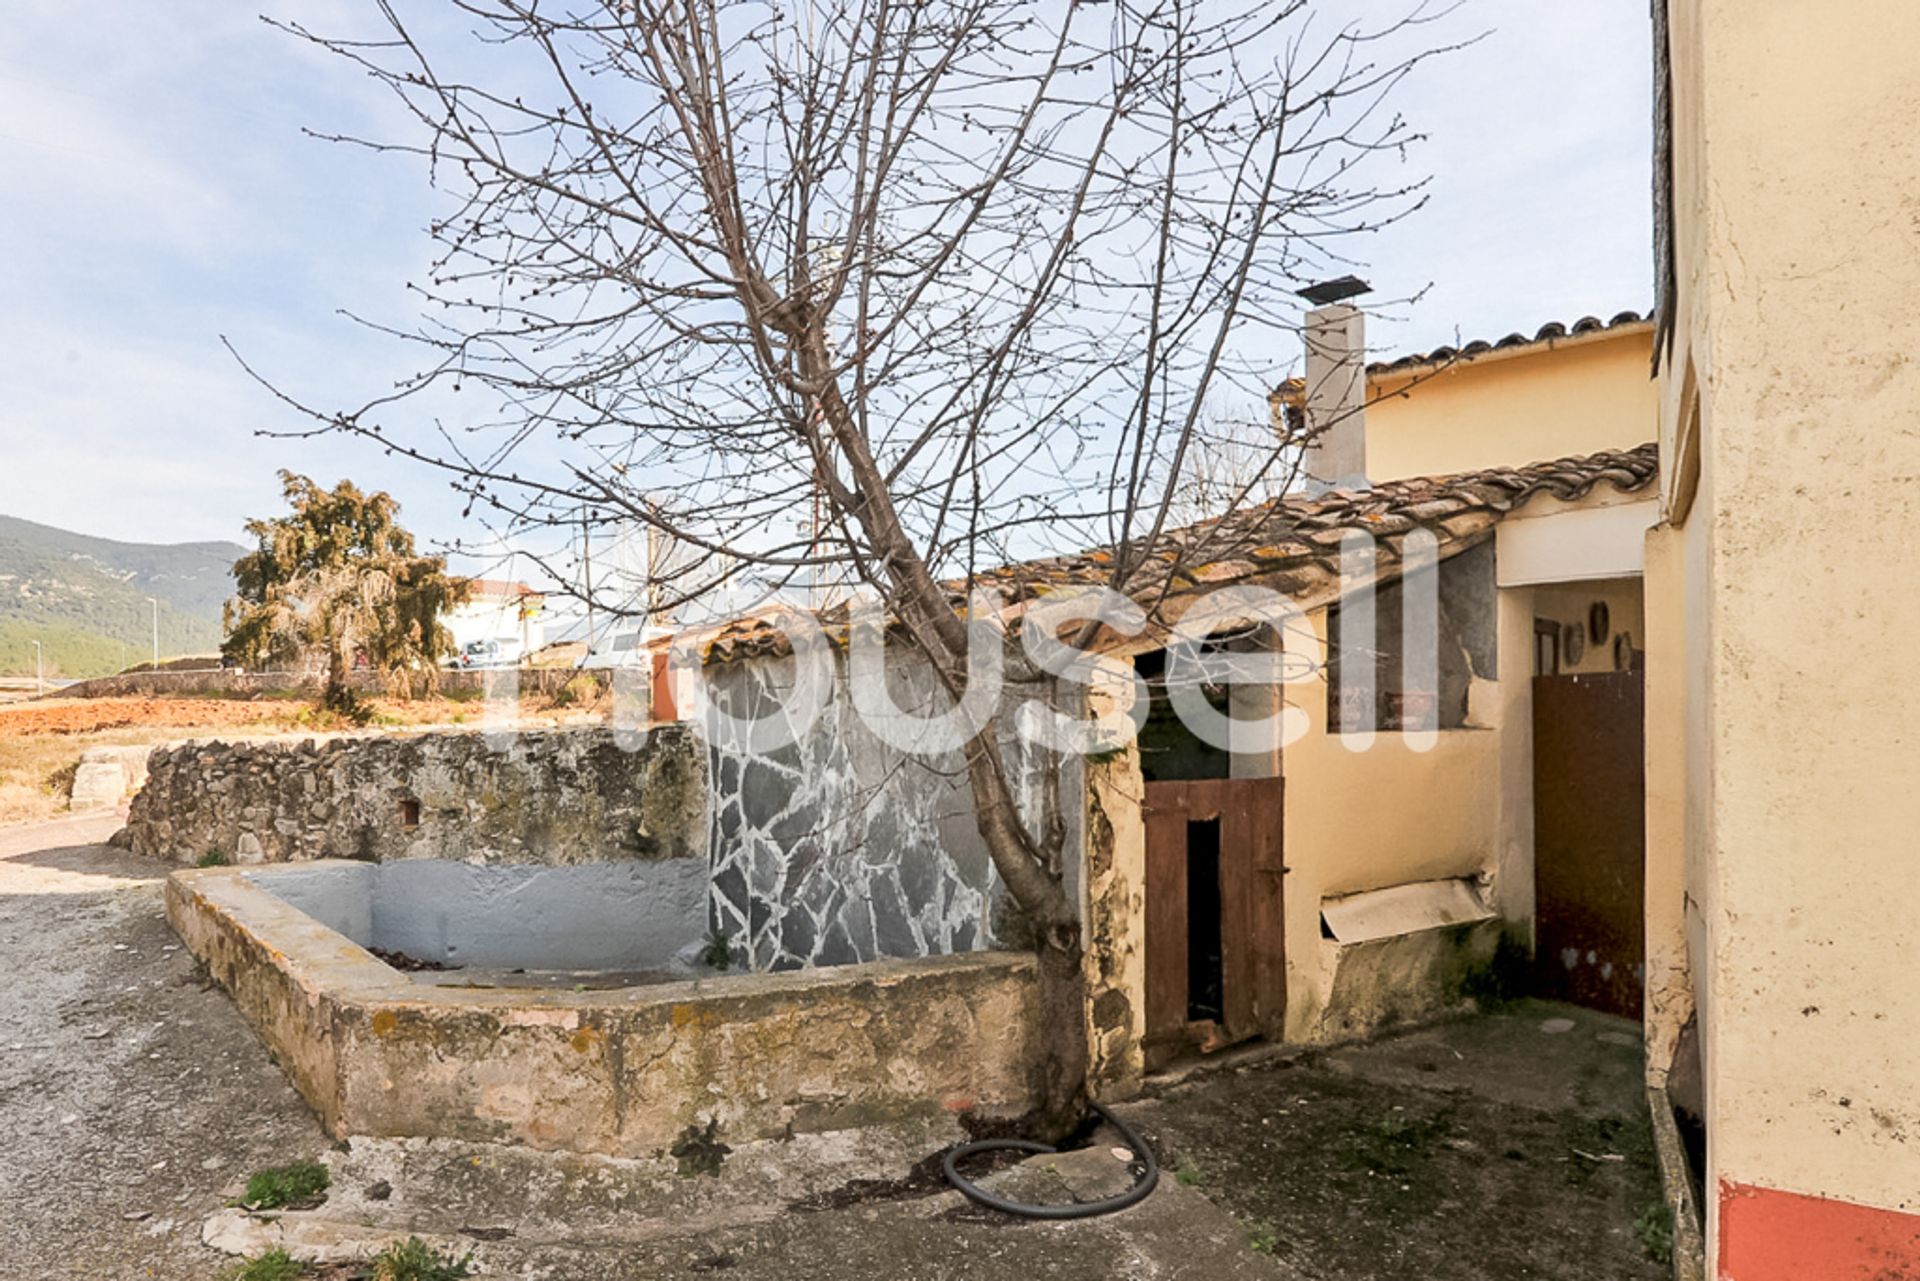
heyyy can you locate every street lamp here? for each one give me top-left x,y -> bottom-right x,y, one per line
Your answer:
31,640 -> 42,694
147,597 -> 159,673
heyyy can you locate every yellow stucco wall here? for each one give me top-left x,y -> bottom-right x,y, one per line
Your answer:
1640,524 -> 1689,1084
1280,603 -> 1504,1042
1530,578 -> 1645,677
1658,0 -> 1920,1244
1366,328 -> 1656,483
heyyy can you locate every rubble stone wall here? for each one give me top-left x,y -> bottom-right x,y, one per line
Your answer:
124,724 -> 706,867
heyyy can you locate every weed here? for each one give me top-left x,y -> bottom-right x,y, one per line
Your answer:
672,1118 -> 733,1177
550,673 -> 602,708
1458,932 -> 1532,1009
698,929 -> 733,971
198,848 -> 232,868
1375,1113 -> 1447,1147
366,1236 -> 475,1281
1633,1201 -> 1674,1265
1346,1110 -> 1451,1178
295,698 -> 374,731
45,758 -> 81,799
223,1248 -> 306,1281
1173,1159 -> 1205,1187
1247,1221 -> 1281,1254
239,1159 -> 330,1210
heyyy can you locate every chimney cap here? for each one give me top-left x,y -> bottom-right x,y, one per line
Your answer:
1298,276 -> 1373,307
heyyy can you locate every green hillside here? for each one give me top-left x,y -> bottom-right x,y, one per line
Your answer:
0,514 -> 242,678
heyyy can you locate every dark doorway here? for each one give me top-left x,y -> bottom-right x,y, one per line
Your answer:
1532,669 -> 1646,1018
1143,777 -> 1285,1069
1185,818 -> 1224,1023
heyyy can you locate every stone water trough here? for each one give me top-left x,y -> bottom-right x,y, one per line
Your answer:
166,860 -> 1039,1156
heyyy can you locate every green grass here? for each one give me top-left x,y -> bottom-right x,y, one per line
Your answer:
1247,1220 -> 1281,1254
198,848 -> 232,868
240,1160 -> 330,1210
367,1236 -> 475,1281
1633,1201 -> 1675,1264
1173,1158 -> 1205,1187
223,1248 -> 306,1281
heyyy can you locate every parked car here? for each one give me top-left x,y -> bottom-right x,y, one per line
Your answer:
450,638 -> 525,670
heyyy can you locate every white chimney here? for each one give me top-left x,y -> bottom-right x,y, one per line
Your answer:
1299,277 -> 1372,491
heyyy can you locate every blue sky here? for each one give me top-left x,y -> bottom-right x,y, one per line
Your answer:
0,1 -> 1653,576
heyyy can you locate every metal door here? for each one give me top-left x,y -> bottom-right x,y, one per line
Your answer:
1143,776 -> 1285,1068
1532,670 -> 1646,1018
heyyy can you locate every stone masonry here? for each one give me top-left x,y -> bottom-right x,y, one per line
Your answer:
124,725 -> 706,867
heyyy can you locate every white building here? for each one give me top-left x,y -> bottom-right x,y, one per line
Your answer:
444,580 -> 545,665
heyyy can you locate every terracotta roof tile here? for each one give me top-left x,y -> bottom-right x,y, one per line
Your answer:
1273,310 -> 1653,404
677,442 -> 1658,664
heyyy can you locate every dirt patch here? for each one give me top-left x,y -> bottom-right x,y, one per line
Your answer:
368,947 -> 461,974
1127,1004 -> 1667,1281
0,697 -> 305,737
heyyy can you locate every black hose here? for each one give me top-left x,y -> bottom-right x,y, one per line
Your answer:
942,1102 -> 1159,1219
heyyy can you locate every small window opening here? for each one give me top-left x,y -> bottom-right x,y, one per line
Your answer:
1133,646 -> 1233,783
398,798 -> 422,829
1186,817 -> 1225,1024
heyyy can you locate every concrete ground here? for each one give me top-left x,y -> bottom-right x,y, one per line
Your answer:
1129,1004 -> 1668,1281
0,815 -> 1666,1280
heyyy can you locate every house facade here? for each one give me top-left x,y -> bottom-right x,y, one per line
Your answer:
665,308 -> 1665,1098
1641,1 -> 1920,1273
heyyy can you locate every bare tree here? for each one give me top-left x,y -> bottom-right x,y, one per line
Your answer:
256,0 -> 1450,1132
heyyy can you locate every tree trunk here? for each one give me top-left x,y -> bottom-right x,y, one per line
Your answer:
323,644 -> 353,712
784,327 -> 1095,1136
1029,922 -> 1092,1138
960,730 -> 1090,1140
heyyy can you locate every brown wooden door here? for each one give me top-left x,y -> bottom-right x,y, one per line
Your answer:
1532,670 -> 1646,1018
1143,777 -> 1285,1068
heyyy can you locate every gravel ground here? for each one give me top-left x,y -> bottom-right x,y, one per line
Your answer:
0,812 -> 326,1280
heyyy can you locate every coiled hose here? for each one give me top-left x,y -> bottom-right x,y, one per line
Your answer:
942,1102 -> 1159,1219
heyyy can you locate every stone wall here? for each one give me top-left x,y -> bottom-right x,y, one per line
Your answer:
53,667 -> 616,701
701,650 -> 1067,974
125,724 -> 705,867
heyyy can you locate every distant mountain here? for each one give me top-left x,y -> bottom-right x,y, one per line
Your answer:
0,514 -> 244,678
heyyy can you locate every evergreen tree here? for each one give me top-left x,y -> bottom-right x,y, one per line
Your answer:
223,472 -> 468,709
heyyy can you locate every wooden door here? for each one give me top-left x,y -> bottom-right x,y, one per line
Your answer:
1143,777 -> 1285,1068
1532,670 -> 1646,1018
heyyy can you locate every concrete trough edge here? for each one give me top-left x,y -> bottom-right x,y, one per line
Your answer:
1646,1081 -> 1707,1281
165,862 -> 1041,1155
